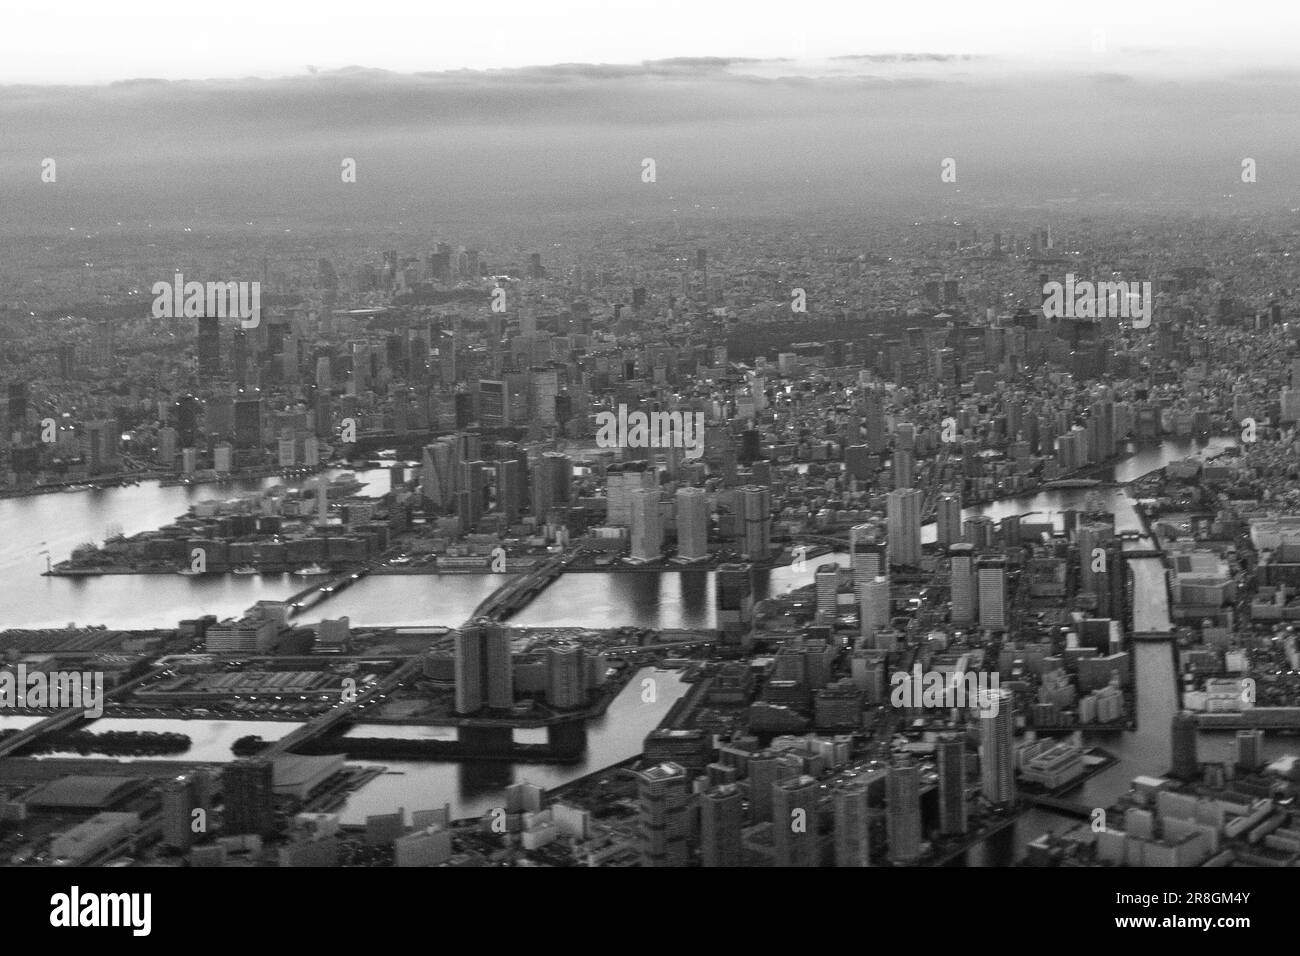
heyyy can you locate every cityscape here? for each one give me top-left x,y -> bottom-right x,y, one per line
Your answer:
0,6 -> 1293,920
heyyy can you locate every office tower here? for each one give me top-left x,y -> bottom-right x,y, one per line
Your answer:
700,784 -> 744,867
1170,711 -> 1200,780
963,514 -> 995,549
421,440 -> 457,509
850,523 -> 888,589
630,487 -> 663,561
976,556 -> 1007,631
892,449 -> 915,490
887,489 -> 922,567
886,761 -> 923,863
936,494 -> 963,547
833,781 -> 871,867
316,475 -> 329,526
459,460 -> 490,528
453,622 -> 513,714
716,563 -> 755,644
980,690 -> 1016,806
478,379 -> 509,427
772,775 -> 820,867
675,487 -> 709,560
949,543 -> 975,626
605,462 -> 656,525
495,458 -> 526,522
222,759 -> 276,837
737,486 -> 772,560
861,390 -> 885,452
858,575 -> 889,646
936,735 -> 968,835
197,315 -> 221,377
234,396 -> 262,450
634,762 -> 691,867
528,366 -> 559,426
83,420 -> 121,470
528,252 -> 544,280
546,645 -> 586,709
815,564 -> 839,619
1077,521 -> 1115,595
1235,729 -> 1264,772
162,771 -> 209,850
533,452 -> 573,520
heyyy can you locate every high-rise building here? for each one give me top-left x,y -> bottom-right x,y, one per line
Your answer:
815,564 -> 839,620
634,762 -> 691,867
478,380 -> 509,427
197,315 -> 221,378
454,622 -> 513,714
222,759 -> 276,837
936,735 -> 967,835
887,489 -> 922,567
421,440 -> 458,509
977,556 -> 1008,631
850,523 -> 888,589
700,783 -> 744,867
495,458 -> 526,522
737,485 -> 772,560
234,396 -> 263,451
772,774 -> 819,867
716,563 -> 754,644
1170,711 -> 1200,780
886,761 -> 923,863
833,781 -> 871,867
1235,729 -> 1265,772
546,645 -> 586,709
629,487 -> 663,562
533,452 -> 573,520
861,390 -> 885,452
949,543 -> 975,626
980,689 -> 1016,806
936,494 -> 963,547
162,770 -> 210,850
675,487 -> 709,560
858,575 -> 889,646
892,449 -> 915,490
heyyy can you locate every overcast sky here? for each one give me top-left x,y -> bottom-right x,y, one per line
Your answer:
1,2 -> 1297,230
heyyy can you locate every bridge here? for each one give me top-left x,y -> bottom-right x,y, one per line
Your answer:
0,664 -> 171,760
261,655 -> 427,759
468,551 -> 573,622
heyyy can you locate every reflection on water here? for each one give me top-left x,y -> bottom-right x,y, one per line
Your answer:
33,717 -> 302,763
334,668 -> 690,824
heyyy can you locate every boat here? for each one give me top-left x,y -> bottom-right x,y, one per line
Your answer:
293,563 -> 330,577
176,567 -> 205,576
232,565 -> 259,575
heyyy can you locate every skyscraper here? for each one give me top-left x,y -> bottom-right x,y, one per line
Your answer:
737,485 -> 772,560
533,452 -> 573,520
833,781 -> 871,867
716,563 -> 754,644
634,762 -> 691,867
887,489 -> 922,567
977,556 -> 1008,631
495,458 -> 526,523
892,449 -> 915,490
980,689 -> 1016,807
858,575 -> 889,646
850,523 -> 888,589
222,759 -> 276,837
1170,711 -> 1200,781
197,315 -> 221,378
936,735 -> 968,835
886,761 -> 923,863
936,493 -> 963,547
629,487 -> 663,561
949,543 -> 975,626
454,622 -> 513,714
772,774 -> 819,867
674,487 -> 709,560
700,783 -> 745,867
815,564 -> 839,620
